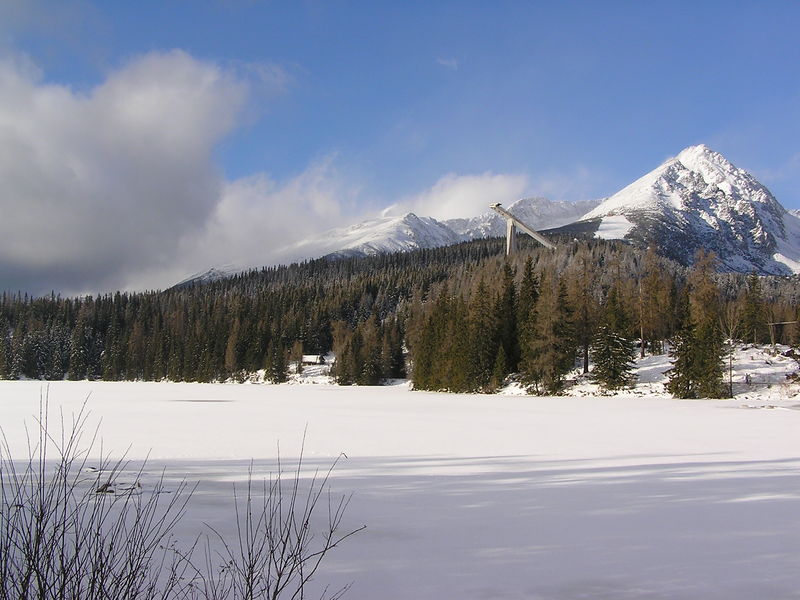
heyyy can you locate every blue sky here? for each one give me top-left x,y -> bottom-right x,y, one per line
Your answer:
1,1 -> 799,294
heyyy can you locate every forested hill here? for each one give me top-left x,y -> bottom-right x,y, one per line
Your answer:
1,236 -> 799,393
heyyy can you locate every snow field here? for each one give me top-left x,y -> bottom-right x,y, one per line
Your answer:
2,347 -> 800,598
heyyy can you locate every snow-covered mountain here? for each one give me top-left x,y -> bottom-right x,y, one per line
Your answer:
580,144 -> 800,274
287,197 -> 597,261
287,212 -> 463,259
172,265 -> 240,288
445,197 -> 599,239
176,145 -> 800,287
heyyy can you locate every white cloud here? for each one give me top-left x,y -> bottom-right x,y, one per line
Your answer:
388,172 -> 530,221
168,158 -> 359,281
0,48 -> 373,294
436,57 -> 459,71
0,50 -> 266,295
0,47 -> 604,296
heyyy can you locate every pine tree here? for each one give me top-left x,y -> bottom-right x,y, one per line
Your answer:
740,271 -> 767,344
224,315 -> 241,375
490,345 -> 508,391
468,278 -> 499,391
521,275 -> 576,394
640,245 -> 673,355
409,285 -> 451,390
67,305 -> 92,380
356,315 -> 381,385
666,325 -> 698,398
0,317 -> 12,379
265,338 -> 288,383
495,263 -> 519,373
692,319 -> 726,398
438,296 -> 472,392
591,327 -> 636,390
591,287 -> 636,390
567,245 -> 597,373
291,339 -> 305,375
380,319 -> 405,379
333,338 -> 356,385
667,252 -> 726,398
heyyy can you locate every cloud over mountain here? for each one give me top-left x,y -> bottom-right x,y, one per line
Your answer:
387,172 -> 529,221
0,50 -> 255,295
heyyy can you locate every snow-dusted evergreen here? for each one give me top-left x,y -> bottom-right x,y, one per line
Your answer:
582,145 -> 800,274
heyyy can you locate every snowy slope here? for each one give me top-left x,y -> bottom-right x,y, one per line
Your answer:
582,145 -> 800,274
172,264 -> 241,288
285,212 -> 463,259
171,198 -> 592,287
4,350 -> 800,600
446,196 -> 599,239
175,146 -> 799,282
286,198 -> 596,261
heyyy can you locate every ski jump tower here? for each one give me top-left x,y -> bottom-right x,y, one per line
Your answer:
489,203 -> 556,255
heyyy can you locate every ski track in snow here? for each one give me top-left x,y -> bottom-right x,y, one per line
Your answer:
2,346 -> 800,599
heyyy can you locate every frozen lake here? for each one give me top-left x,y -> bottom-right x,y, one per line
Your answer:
2,379 -> 800,599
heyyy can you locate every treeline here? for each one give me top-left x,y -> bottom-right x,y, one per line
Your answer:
0,240 -> 502,383
406,245 -> 799,397
1,237 -> 799,398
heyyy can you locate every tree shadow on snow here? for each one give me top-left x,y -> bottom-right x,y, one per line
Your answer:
145,453 -> 800,600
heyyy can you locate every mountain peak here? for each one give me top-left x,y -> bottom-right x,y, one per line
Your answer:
581,145 -> 798,274
676,143 -> 715,163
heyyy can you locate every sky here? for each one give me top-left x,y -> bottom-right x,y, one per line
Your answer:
1,0 -> 799,296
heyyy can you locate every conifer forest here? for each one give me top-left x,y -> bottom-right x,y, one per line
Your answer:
1,236 -> 799,398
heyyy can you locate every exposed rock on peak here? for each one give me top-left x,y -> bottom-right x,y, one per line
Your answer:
582,145 -> 797,275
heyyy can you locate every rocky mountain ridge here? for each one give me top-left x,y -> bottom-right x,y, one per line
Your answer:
176,145 -> 800,286
581,145 -> 800,274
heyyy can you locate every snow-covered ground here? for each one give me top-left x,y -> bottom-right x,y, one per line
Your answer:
2,345 -> 800,599
593,214 -> 635,240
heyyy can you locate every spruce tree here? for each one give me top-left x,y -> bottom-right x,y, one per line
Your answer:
333,338 -> 356,385
67,307 -> 92,380
667,252 -> 726,398
521,275 -> 576,394
567,246 -> 597,373
468,278 -> 499,391
291,340 -> 304,375
380,319 -> 405,379
740,271 -> 767,344
265,338 -> 288,383
0,317 -> 13,379
666,325 -> 698,398
490,345 -> 508,391
495,263 -> 519,373
440,296 -> 473,392
409,285 -> 451,390
591,327 -> 636,390
356,315 -> 382,385
591,287 -> 636,390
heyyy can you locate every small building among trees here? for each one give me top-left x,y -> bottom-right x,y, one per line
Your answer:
301,355 -> 326,365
